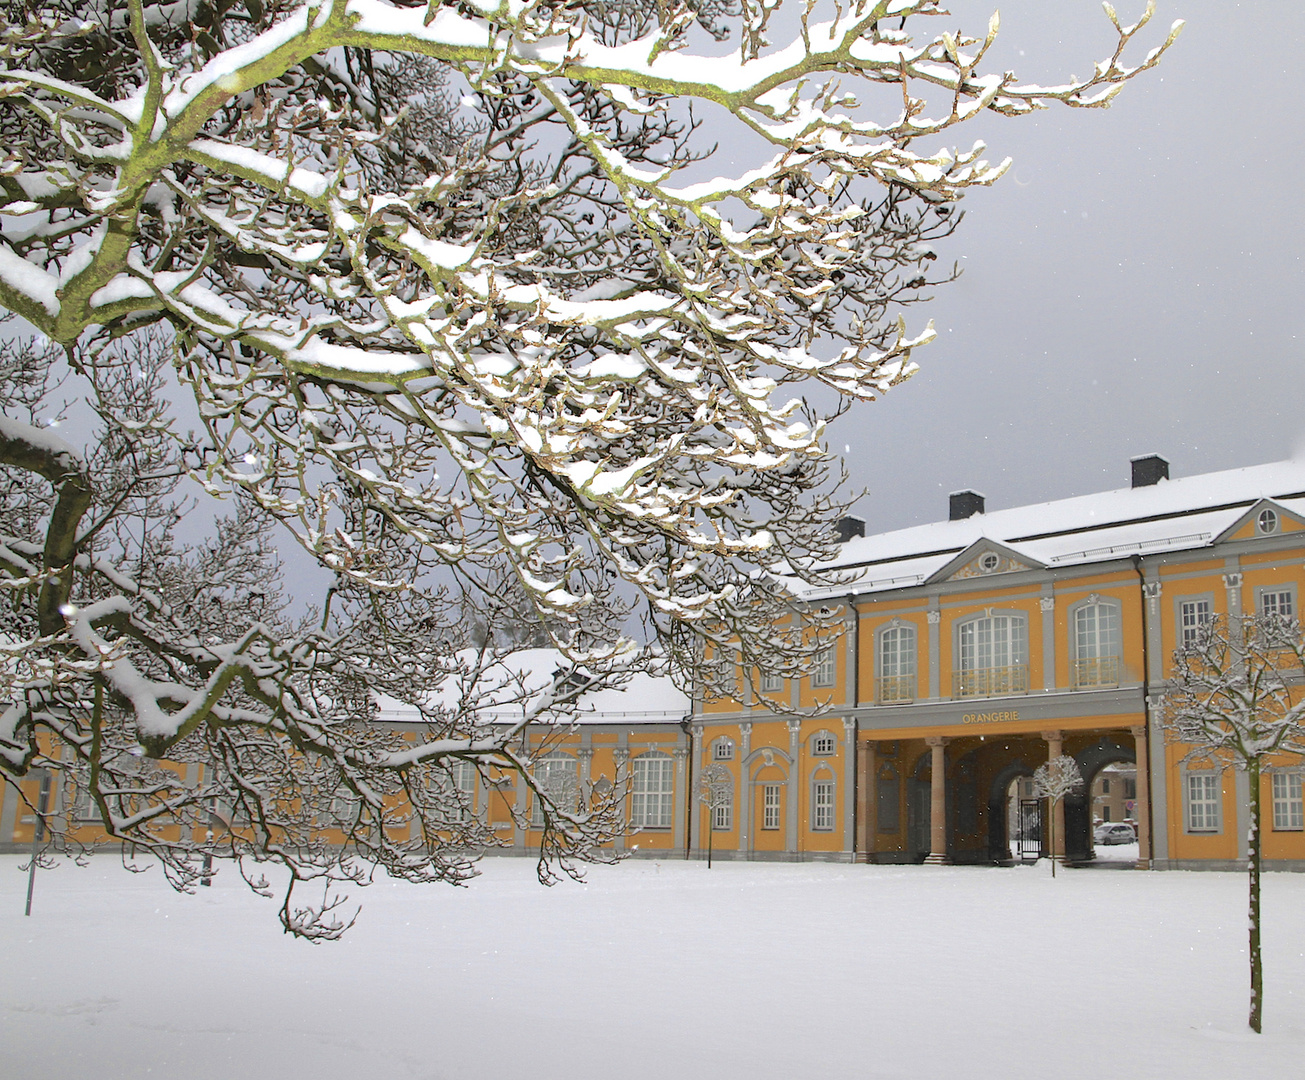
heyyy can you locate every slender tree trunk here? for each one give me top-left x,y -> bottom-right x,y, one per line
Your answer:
1048,797 -> 1056,879
1248,759 -> 1263,1033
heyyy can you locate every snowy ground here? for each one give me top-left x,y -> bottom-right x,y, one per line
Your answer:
4,855 -> 1304,1080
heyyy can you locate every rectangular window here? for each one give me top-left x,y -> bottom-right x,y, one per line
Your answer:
812,648 -> 836,688
712,791 -> 732,831
1185,772 -> 1220,832
1260,589 -> 1295,620
531,754 -> 578,828
760,671 -> 784,693
812,781 -> 835,831
631,755 -> 674,829
1101,778 -> 1110,795
1180,599 -> 1212,647
1272,772 -> 1304,831
762,784 -> 781,830
713,739 -> 734,761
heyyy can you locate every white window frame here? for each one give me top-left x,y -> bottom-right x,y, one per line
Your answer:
1071,598 -> 1123,687
811,778 -> 835,831
531,751 -> 578,828
1256,507 -> 1280,535
762,783 -> 781,830
811,647 -> 836,689
712,787 -> 733,831
1272,771 -> 1304,831
811,730 -> 836,757
760,670 -> 784,693
1184,771 -> 1221,833
1177,596 -> 1213,649
712,737 -> 734,761
957,613 -> 1028,672
877,623 -> 917,702
630,752 -> 674,829
1256,584 -> 1296,621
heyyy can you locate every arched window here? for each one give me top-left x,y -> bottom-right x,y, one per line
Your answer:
811,730 -> 836,756
531,751 -> 578,827
955,613 -> 1028,697
631,752 -> 674,828
1073,601 -> 1122,688
877,624 -> 916,703
811,770 -> 836,831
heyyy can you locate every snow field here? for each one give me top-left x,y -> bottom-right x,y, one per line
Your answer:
3,855 -> 1304,1079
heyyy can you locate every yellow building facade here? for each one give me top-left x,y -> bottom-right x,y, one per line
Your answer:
4,456 -> 1304,872
691,455 -> 1305,869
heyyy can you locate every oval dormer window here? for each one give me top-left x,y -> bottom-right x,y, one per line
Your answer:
1257,508 -> 1279,535
979,552 -> 1000,573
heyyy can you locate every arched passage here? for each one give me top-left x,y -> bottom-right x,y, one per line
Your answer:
1067,736 -> 1136,862
987,760 -> 1037,863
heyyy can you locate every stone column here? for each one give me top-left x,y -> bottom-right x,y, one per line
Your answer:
672,746 -> 689,856
688,724 -> 703,856
1040,590 -> 1057,691
612,747 -> 629,853
739,722 -> 752,856
842,718 -> 858,860
1223,569 -> 1244,617
1042,730 -> 1065,861
1131,725 -> 1151,868
927,606 -> 941,700
786,719 -> 802,855
858,739 -> 876,862
924,736 -> 949,864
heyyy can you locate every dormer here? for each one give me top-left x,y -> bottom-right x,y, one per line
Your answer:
1215,499 -> 1305,544
928,539 -> 1044,584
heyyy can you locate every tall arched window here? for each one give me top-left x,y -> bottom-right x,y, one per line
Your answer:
955,613 -> 1028,697
1073,602 -> 1121,688
877,624 -> 917,703
631,752 -> 674,828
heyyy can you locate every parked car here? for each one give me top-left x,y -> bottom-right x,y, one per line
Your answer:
1094,822 -> 1136,845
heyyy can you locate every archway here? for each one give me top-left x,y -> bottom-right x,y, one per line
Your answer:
987,760 -> 1037,863
1068,736 -> 1136,863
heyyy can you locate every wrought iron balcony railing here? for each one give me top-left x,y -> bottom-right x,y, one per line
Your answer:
952,664 -> 1029,699
1072,656 -> 1120,689
875,674 -> 916,704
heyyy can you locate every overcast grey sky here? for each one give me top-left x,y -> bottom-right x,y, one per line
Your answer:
827,1 -> 1304,532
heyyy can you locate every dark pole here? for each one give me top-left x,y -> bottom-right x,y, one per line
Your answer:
24,771 -> 51,916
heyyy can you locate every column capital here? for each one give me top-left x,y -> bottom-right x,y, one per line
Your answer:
612,748 -> 629,765
1130,725 -> 1147,740
926,610 -> 942,625
1040,730 -> 1064,744
842,716 -> 857,734
1039,595 -> 1055,612
1223,572 -> 1244,590
673,747 -> 689,761
786,718 -> 802,737
924,735 -> 949,748
577,747 -> 594,762
739,721 -> 752,736
1143,581 -> 1162,600
690,723 -> 704,740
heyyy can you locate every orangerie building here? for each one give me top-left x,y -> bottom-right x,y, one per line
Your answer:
4,455 -> 1305,871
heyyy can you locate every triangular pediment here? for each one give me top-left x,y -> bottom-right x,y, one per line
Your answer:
1215,498 -> 1305,544
928,539 -> 1044,584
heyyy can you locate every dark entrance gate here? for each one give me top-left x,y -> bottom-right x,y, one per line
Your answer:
1016,799 -> 1042,861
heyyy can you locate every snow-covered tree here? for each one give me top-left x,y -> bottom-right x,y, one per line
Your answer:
1160,613 -> 1305,1033
1031,754 -> 1082,879
0,0 -> 1179,933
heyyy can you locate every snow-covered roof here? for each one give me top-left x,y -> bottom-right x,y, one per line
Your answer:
796,457 -> 1305,599
376,648 -> 689,727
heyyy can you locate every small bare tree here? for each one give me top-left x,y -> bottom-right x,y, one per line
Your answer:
1031,754 -> 1083,879
697,762 -> 734,869
1161,613 -> 1305,1034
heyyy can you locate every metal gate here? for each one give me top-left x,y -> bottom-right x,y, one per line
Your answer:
1017,799 -> 1043,860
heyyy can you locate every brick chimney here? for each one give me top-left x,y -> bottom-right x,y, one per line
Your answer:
949,490 -> 985,521
1130,454 -> 1169,488
835,515 -> 866,543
